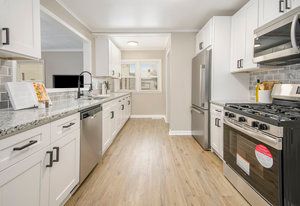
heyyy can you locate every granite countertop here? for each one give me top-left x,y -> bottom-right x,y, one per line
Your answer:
0,92 -> 130,140
210,99 -> 256,107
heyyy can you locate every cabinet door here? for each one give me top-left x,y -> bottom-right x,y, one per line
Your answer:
259,0 -> 285,26
102,108 -> 112,154
231,10 -> 246,71
202,20 -> 212,50
49,130 -> 80,206
210,112 -> 219,153
244,0 -> 259,69
291,0 -> 300,9
195,30 -> 204,54
0,148 -> 49,206
0,0 -> 41,59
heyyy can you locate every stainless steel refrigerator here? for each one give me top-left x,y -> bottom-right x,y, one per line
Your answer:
191,49 -> 211,150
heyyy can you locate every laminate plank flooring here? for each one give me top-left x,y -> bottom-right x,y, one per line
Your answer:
66,119 -> 249,206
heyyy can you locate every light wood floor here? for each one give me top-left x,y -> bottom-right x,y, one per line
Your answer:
66,119 -> 249,206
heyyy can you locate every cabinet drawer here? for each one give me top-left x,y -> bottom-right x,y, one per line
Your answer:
0,124 -> 50,172
50,113 -> 80,143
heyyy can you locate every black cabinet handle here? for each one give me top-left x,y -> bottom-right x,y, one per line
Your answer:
128,100 -> 130,105
240,59 -> 243,68
62,122 -> 75,128
121,105 -> 124,110
111,111 -> 114,119
217,119 -> 221,127
2,28 -> 10,45
46,151 -> 53,167
286,0 -> 291,9
279,0 -> 285,12
215,118 -> 218,126
112,70 -> 115,75
13,140 -> 38,151
53,147 -> 59,162
237,60 -> 240,68
199,42 -> 203,50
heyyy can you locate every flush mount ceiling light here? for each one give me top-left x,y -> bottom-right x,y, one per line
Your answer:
127,41 -> 139,46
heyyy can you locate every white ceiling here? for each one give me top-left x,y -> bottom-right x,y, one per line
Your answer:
41,11 -> 83,51
110,34 -> 170,50
57,0 -> 248,32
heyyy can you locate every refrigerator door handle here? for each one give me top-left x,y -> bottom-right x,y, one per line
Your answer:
200,65 -> 206,108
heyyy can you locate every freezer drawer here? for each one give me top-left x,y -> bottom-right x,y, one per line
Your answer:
191,107 -> 210,150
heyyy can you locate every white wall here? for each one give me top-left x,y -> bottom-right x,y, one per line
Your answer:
121,50 -> 166,116
42,51 -> 83,88
169,33 -> 196,132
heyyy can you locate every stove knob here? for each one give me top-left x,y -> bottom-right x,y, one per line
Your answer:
228,113 -> 235,118
238,117 -> 246,122
258,124 -> 269,131
224,112 -> 230,117
252,121 -> 260,128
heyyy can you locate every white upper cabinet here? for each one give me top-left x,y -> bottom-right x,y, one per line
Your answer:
95,36 -> 121,78
259,0 -> 300,26
0,0 -> 41,59
230,0 -> 259,72
195,19 -> 213,55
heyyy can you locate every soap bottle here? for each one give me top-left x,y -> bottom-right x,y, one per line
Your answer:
255,79 -> 260,103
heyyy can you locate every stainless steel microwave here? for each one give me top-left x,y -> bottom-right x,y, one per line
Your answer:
253,7 -> 300,66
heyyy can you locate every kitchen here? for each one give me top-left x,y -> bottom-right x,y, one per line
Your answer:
0,0 -> 300,206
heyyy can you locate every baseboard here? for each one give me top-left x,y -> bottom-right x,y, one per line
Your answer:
130,115 -> 166,122
169,130 -> 192,136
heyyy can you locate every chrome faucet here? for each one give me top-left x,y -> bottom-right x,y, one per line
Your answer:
77,71 -> 93,99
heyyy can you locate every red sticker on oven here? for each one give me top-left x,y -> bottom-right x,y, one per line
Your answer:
255,144 -> 273,168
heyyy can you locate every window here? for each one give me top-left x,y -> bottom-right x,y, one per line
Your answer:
120,59 -> 161,92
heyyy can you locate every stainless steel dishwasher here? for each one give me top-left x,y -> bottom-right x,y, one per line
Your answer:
79,105 -> 102,185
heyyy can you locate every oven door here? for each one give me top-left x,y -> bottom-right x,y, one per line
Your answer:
223,119 -> 282,206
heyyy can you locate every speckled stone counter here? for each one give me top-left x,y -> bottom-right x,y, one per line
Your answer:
0,92 -> 130,139
210,99 -> 256,107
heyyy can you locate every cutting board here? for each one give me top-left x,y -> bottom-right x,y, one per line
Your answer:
5,82 -> 39,110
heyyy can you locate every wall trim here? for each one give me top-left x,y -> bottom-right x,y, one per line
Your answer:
130,115 -> 166,122
168,130 -> 192,136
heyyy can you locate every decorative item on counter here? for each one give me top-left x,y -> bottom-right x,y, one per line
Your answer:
5,82 -> 39,110
104,81 -> 110,94
32,82 -> 52,108
256,81 -> 279,103
255,79 -> 260,103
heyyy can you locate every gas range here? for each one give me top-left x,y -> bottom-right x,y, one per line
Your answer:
223,84 -> 300,206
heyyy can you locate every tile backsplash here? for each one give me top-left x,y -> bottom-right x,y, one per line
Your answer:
0,60 -> 14,109
249,64 -> 300,99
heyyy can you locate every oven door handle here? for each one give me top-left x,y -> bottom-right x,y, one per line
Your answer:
224,119 -> 282,150
291,13 -> 300,50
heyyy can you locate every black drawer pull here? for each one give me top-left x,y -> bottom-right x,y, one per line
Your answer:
2,28 -> 10,45
13,140 -> 38,151
53,147 -> 60,162
122,105 -> 124,110
62,122 -> 75,128
128,100 -> 130,105
46,151 -> 53,167
111,111 -> 114,119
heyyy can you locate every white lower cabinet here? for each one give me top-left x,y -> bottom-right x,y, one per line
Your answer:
49,129 -> 80,206
102,94 -> 131,155
0,147 -> 49,206
210,104 -> 224,159
0,113 -> 80,206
